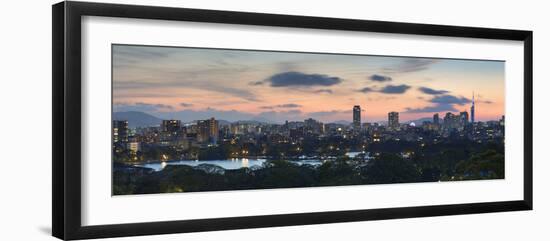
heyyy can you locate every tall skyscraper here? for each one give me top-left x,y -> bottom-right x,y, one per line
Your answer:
459,111 -> 469,126
470,92 -> 475,123
353,105 -> 361,130
159,120 -> 182,145
112,120 -> 129,143
304,118 -> 324,135
197,117 -> 219,144
161,120 -> 181,135
388,112 -> 399,130
433,113 -> 440,125
443,112 -> 453,130
443,112 -> 461,130
208,118 -> 219,143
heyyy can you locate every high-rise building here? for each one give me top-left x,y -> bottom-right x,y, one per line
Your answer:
197,120 -> 208,142
289,128 -> 304,139
470,92 -> 475,123
126,142 -> 141,153
443,112 -> 461,130
433,113 -> 440,125
304,118 -> 324,135
160,120 -> 182,145
388,112 -> 399,130
208,118 -> 219,143
113,120 -> 129,143
197,118 -> 219,144
353,105 -> 361,130
161,120 -> 181,135
459,111 -> 469,126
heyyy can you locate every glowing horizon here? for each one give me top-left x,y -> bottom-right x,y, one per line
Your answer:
113,44 -> 505,123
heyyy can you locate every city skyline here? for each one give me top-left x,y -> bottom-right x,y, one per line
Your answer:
113,44 -> 505,123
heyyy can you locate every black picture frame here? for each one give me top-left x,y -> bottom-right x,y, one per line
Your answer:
52,1 -> 533,240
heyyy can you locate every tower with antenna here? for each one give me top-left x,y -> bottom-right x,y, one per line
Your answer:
470,92 -> 475,123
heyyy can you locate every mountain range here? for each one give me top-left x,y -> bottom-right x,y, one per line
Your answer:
113,111 -> 434,128
113,111 -> 162,128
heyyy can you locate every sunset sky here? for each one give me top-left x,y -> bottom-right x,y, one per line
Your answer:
112,44 -> 505,123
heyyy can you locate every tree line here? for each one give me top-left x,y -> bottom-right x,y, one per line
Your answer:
113,140 -> 504,195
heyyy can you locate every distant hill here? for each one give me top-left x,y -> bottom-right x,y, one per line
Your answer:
217,120 -> 231,126
250,117 -> 277,124
113,111 -> 161,128
405,117 -> 432,125
331,120 -> 351,125
236,119 -> 273,125
113,112 -> 434,128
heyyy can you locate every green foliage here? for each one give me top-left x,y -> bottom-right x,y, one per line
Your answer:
454,150 -> 504,180
112,140 -> 505,195
254,160 -> 318,188
318,157 -> 361,185
362,153 -> 420,184
198,145 -> 230,160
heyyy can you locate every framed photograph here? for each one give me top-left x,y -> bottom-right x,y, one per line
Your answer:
52,1 -> 533,240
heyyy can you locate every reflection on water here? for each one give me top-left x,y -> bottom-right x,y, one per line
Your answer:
137,158 -> 323,171
241,158 -> 249,168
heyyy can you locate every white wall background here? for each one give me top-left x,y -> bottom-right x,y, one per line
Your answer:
0,0 -> 547,240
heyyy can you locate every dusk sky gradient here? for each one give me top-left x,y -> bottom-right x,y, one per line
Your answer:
113,44 -> 505,123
